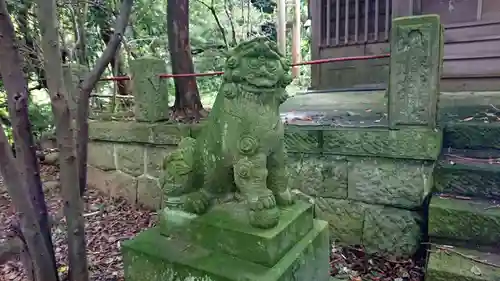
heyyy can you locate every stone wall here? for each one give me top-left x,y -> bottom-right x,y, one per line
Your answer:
87,121 -> 441,257
285,126 -> 441,257
85,55 -> 175,209
87,121 -> 201,209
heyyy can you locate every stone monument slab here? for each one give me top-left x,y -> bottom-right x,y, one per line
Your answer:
388,15 -> 443,129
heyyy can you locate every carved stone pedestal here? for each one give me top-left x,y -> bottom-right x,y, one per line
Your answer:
121,201 -> 330,281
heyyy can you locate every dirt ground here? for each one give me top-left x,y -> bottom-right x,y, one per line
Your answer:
0,165 -> 156,281
0,164 -> 424,281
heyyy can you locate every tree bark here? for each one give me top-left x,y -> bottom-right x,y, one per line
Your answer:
0,130 -> 58,281
73,0 -> 88,66
76,0 -> 134,197
36,1 -> 89,280
0,1 -> 59,280
16,0 -> 49,90
167,0 -> 205,121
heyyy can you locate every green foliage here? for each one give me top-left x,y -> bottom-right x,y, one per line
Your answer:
0,91 -> 54,142
28,101 -> 54,139
5,0 -> 312,116
250,0 -> 276,14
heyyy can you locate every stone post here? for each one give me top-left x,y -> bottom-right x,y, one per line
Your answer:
129,56 -> 169,122
62,63 -> 87,119
388,15 -> 443,129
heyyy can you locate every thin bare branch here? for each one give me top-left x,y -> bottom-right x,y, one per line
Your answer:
195,0 -> 229,48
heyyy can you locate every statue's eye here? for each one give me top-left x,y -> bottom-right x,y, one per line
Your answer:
266,61 -> 278,72
248,58 -> 260,69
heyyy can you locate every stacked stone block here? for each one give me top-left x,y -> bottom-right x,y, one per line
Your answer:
427,124 -> 500,280
286,126 -> 440,256
87,121 -> 193,209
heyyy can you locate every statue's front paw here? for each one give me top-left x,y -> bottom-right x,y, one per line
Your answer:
183,191 -> 211,214
249,207 -> 280,229
247,194 -> 279,229
275,189 -> 295,206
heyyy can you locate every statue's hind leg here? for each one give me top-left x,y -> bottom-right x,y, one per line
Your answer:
267,140 -> 294,206
234,153 -> 280,229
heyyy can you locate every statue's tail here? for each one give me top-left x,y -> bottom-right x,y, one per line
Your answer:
160,137 -> 197,197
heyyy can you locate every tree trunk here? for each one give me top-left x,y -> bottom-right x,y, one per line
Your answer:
74,0 -> 88,66
0,5 -> 57,278
36,1 -> 89,281
167,0 -> 205,121
0,127 -> 58,281
16,0 -> 48,90
0,1 -> 59,280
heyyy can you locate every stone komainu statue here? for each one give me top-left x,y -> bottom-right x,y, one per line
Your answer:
160,37 -> 294,229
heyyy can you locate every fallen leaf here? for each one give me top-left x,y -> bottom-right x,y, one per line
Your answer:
58,265 -> 68,274
470,265 -> 482,276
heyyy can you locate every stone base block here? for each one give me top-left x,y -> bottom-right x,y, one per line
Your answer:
122,220 -> 330,281
428,197 -> 500,245
158,201 -> 314,267
426,245 -> 500,281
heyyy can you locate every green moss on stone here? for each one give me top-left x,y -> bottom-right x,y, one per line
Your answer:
444,122 -> 500,150
129,56 -> 169,122
362,205 -> 421,257
115,144 -> 145,176
322,127 -> 442,160
150,123 -> 192,145
137,176 -> 162,210
287,153 -> 347,199
347,157 -> 434,209
87,142 -> 116,171
426,245 -> 500,281
89,121 -> 191,145
428,197 -> 500,245
388,15 -> 442,128
159,201 -> 314,267
284,126 -> 320,152
434,161 -> 500,199
189,122 -> 207,139
314,198 -> 365,245
122,220 -> 330,281
312,197 -> 422,257
145,146 -> 175,177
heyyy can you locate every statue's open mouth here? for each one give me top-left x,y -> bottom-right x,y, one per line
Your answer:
241,79 -> 279,93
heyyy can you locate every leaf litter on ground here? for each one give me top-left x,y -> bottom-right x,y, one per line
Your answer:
0,164 -> 156,281
330,242 -> 425,281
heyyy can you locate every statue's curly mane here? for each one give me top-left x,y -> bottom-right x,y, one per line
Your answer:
221,37 -> 293,90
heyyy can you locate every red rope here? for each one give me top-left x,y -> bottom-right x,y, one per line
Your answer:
99,54 -> 390,81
